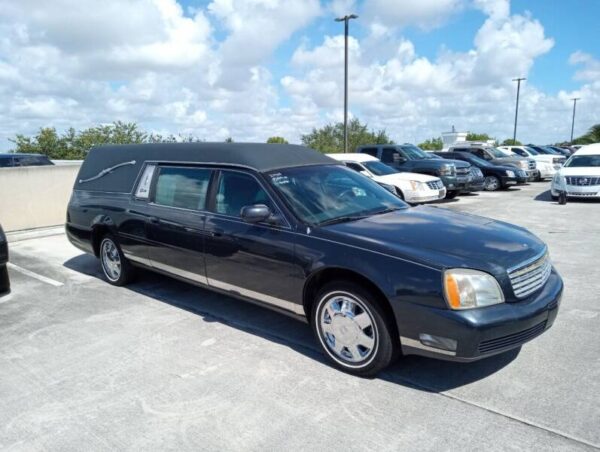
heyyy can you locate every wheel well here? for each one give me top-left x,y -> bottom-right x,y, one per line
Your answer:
303,268 -> 398,336
91,225 -> 110,257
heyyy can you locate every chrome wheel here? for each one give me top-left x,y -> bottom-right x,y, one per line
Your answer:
484,176 -> 500,191
101,238 -> 121,282
318,292 -> 377,366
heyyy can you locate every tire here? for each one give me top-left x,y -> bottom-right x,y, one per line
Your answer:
483,176 -> 501,191
445,190 -> 458,199
551,194 -> 558,201
99,234 -> 135,286
311,281 -> 397,377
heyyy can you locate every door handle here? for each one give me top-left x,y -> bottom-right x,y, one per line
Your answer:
149,216 -> 159,224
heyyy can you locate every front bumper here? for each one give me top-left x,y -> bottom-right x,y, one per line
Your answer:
551,184 -> 600,198
466,179 -> 485,192
525,169 -> 539,182
501,175 -> 528,186
404,188 -> 447,204
397,269 -> 562,361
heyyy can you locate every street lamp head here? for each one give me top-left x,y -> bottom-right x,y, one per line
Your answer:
335,14 -> 358,21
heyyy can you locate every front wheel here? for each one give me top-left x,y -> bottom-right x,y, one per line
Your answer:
484,175 -> 501,191
445,190 -> 458,199
312,281 -> 397,377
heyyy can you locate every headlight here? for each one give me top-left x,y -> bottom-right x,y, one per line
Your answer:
409,180 -> 425,191
517,161 -> 528,169
506,170 -> 515,177
439,164 -> 454,176
443,269 -> 505,310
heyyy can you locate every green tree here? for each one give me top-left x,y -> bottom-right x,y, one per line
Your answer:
301,118 -> 393,153
266,136 -> 288,144
224,137 -> 234,143
573,124 -> 600,144
418,137 -> 443,150
466,132 -> 494,142
501,138 -> 522,146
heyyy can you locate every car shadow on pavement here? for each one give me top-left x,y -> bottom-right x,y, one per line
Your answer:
64,253 -> 519,391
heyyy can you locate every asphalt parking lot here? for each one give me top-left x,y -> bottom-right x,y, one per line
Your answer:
1,183 -> 599,451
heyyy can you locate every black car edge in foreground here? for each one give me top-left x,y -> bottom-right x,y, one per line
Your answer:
66,143 -> 563,377
0,224 -> 9,296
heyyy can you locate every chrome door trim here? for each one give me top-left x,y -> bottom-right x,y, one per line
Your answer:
207,277 -> 304,315
123,252 -> 304,316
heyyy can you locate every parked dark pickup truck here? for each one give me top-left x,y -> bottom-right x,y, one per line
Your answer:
357,144 -> 472,199
434,151 -> 529,191
0,224 -> 9,296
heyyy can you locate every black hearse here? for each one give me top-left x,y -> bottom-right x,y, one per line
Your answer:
0,224 -> 9,296
66,143 -> 562,376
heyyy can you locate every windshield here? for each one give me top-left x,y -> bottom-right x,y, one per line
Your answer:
464,154 -> 492,167
523,146 -> 539,155
399,144 -> 430,160
565,155 -> 600,168
488,147 -> 511,158
268,165 -> 407,225
363,160 -> 398,176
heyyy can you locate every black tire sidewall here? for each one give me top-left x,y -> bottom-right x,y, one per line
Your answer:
311,281 -> 396,377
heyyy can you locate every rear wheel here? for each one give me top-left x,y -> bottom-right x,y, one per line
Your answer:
484,176 -> 501,191
311,281 -> 397,377
100,234 -> 134,286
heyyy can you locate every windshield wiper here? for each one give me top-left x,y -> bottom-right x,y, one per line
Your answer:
317,215 -> 369,227
371,207 -> 403,216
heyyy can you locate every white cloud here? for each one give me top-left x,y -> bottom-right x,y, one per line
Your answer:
363,0 -> 465,30
569,51 -> 600,82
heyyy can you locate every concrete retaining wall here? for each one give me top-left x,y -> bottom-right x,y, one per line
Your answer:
0,164 -> 81,232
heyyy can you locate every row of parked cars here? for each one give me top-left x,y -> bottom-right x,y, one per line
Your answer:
326,142 -> 572,203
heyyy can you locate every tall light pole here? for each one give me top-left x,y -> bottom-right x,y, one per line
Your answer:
570,97 -> 581,143
335,14 -> 358,153
512,77 -> 526,142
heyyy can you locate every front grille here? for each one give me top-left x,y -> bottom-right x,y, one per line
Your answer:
565,176 -> 600,186
567,192 -> 598,197
508,251 -> 552,299
478,321 -> 546,354
528,160 -> 536,170
470,167 -> 484,180
427,180 -> 444,190
516,170 -> 527,177
456,167 -> 470,176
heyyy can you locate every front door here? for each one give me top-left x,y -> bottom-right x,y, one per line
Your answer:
146,165 -> 214,284
203,169 -> 304,315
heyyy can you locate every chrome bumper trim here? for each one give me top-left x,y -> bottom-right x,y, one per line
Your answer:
400,336 -> 457,356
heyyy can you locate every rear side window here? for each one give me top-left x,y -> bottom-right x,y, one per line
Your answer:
215,171 -> 272,218
361,148 -> 378,157
154,167 -> 212,211
381,148 -> 403,163
511,148 -> 526,156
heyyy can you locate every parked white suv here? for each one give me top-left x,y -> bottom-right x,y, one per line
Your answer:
327,153 -> 446,203
498,146 -> 565,180
551,144 -> 600,200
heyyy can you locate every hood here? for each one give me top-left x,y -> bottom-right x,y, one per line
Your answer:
317,206 -> 546,276
378,172 -> 438,184
559,166 -> 600,176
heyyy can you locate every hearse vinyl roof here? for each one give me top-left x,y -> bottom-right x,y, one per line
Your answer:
75,142 -> 339,193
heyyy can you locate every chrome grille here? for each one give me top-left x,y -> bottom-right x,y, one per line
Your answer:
456,167 -> 470,176
565,176 -> 600,186
508,251 -> 552,299
470,167 -> 484,179
516,170 -> 527,177
427,180 -> 444,190
528,160 -> 536,170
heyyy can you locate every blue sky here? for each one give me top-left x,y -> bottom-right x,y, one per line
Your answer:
0,0 -> 598,148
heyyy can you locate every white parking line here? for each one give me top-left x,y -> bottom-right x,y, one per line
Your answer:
7,263 -> 64,287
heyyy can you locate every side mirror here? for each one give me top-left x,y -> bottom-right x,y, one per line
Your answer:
395,157 -> 407,164
240,204 -> 272,223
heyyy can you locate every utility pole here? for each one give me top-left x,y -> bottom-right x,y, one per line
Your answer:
335,14 -> 358,153
570,97 -> 581,143
512,77 -> 526,142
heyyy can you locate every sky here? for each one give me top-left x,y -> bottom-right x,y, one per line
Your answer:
0,0 -> 598,150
